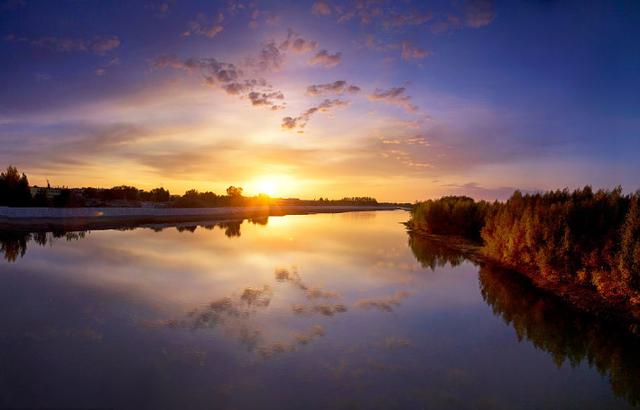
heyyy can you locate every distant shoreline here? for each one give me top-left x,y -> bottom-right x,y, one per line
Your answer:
0,205 -> 404,232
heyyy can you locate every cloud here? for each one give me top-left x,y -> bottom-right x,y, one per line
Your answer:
90,36 -> 121,54
306,80 -> 360,96
336,0 -> 383,24
183,12 -> 224,38
248,91 -> 285,110
279,29 -> 317,54
430,14 -> 463,34
151,55 -> 285,110
311,1 -> 332,15
368,87 -> 418,113
383,9 -> 432,29
35,73 -> 52,81
95,56 -> 120,76
361,35 -> 430,62
249,8 -> 279,29
281,99 -> 349,131
248,41 -> 286,72
148,1 -> 171,17
6,34 -> 121,54
309,49 -> 342,68
400,42 -> 431,61
464,0 -> 495,28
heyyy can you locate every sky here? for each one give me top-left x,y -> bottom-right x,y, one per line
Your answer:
0,0 -> 639,201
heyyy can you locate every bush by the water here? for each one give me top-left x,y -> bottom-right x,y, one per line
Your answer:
409,188 -> 640,300
408,196 -> 490,240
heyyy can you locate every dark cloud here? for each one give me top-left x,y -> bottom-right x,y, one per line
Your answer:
281,99 -> 349,131
464,0 -> 496,28
309,49 -> 342,68
183,12 -> 224,38
368,87 -> 418,113
306,80 -> 360,96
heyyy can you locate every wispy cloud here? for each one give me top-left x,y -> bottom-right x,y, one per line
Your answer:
183,12 -> 224,38
309,49 -> 342,68
151,55 -> 285,110
311,1 -> 332,16
400,42 -> 431,61
368,87 -> 418,113
5,34 -> 120,54
382,9 -> 433,29
248,41 -> 286,72
464,0 -> 496,28
306,80 -> 360,96
281,99 -> 349,131
279,29 -> 317,54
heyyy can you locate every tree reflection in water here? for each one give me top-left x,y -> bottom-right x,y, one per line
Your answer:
0,217 -> 267,262
0,231 -> 87,262
409,234 -> 640,407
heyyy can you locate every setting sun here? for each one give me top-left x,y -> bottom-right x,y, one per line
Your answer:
249,175 -> 295,197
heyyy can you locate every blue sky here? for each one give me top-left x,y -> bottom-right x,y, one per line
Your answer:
0,0 -> 638,200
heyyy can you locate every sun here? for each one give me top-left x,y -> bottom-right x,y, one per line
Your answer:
251,175 -> 295,197
256,178 -> 278,196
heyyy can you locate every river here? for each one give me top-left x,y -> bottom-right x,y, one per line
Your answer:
0,210 -> 638,409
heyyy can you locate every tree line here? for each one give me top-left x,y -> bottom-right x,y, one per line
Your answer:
0,166 -> 381,208
408,187 -> 640,303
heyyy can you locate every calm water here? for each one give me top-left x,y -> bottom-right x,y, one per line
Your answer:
1,210 -> 639,409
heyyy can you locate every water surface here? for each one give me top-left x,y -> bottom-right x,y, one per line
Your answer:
1,210 -> 638,409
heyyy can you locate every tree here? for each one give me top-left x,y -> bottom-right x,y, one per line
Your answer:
620,196 -> 640,290
150,187 -> 170,202
226,186 -> 243,197
0,165 -> 31,206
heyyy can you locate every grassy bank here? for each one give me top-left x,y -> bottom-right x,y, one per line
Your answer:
407,188 -> 640,323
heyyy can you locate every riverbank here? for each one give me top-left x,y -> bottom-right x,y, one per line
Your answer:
0,205 -> 401,232
408,230 -> 640,335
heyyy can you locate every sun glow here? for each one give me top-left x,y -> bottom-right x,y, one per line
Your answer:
250,175 -> 294,197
